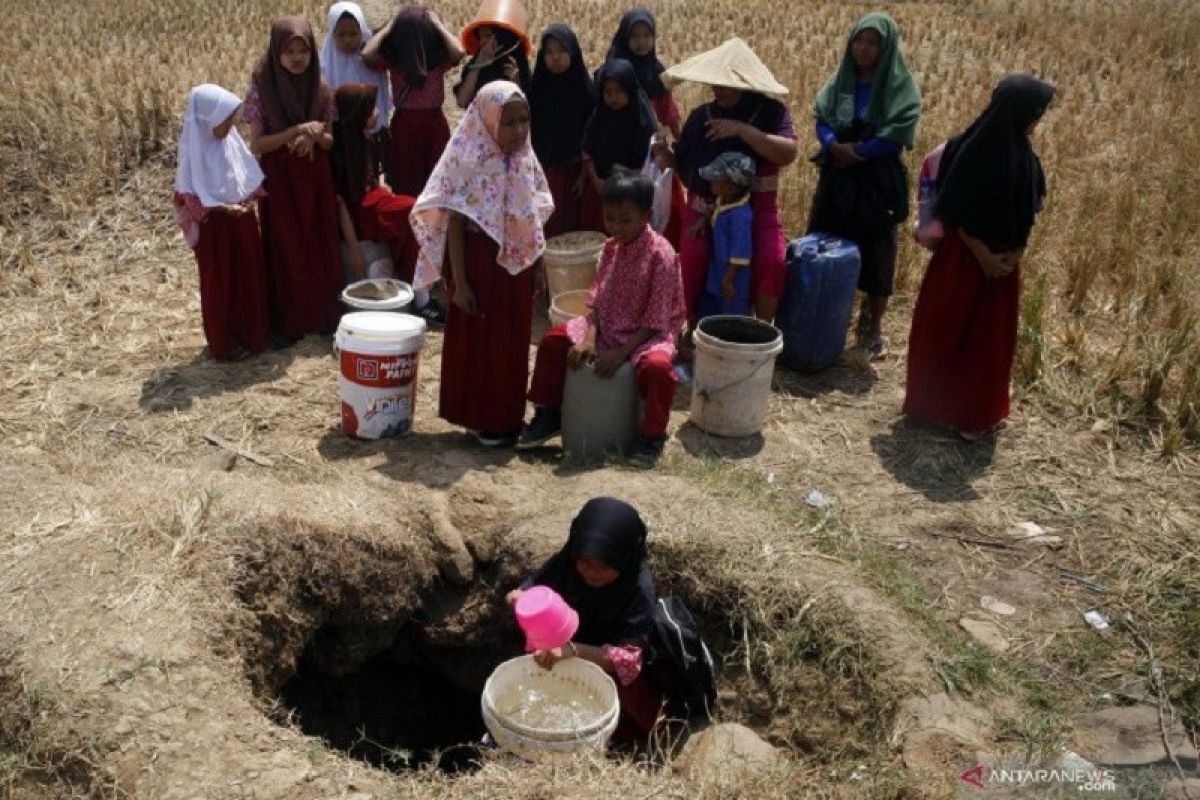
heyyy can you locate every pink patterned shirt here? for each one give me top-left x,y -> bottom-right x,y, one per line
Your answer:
601,644 -> 644,686
565,225 -> 685,363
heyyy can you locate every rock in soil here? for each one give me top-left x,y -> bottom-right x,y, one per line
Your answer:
196,451 -> 237,471
673,722 -> 781,784
894,693 -> 993,776
1167,777 -> 1200,800
958,617 -> 1010,654
1072,705 -> 1199,767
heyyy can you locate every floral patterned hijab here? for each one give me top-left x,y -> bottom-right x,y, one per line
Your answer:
410,81 -> 554,290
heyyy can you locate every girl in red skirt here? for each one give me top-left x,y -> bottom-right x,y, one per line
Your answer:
247,17 -> 342,342
331,83 -> 419,282
507,498 -> 665,747
363,6 -> 464,197
411,81 -> 554,447
528,25 -> 594,238
904,74 -> 1056,440
579,60 -> 658,235
173,84 -> 270,361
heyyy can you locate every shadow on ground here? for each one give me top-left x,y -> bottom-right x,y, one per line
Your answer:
870,418 -> 997,502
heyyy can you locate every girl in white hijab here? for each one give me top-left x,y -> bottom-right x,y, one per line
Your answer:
173,84 -> 270,360
321,3 -> 392,137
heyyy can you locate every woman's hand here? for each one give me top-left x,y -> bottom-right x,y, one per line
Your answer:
651,136 -> 674,170
686,217 -> 707,240
501,56 -> 519,83
452,279 -> 480,315
505,588 -> 523,607
978,248 -> 1015,279
567,342 -> 594,369
705,118 -> 746,141
478,36 -> 499,63
828,141 -> 864,168
593,346 -> 628,379
533,646 -> 566,670
288,135 -> 315,159
351,246 -> 367,281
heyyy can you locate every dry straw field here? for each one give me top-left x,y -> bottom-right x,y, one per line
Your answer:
1,0 -> 1198,798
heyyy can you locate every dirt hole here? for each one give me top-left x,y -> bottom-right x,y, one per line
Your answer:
279,625 -> 486,773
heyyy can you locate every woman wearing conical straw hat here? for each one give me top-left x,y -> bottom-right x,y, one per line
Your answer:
662,38 -> 798,326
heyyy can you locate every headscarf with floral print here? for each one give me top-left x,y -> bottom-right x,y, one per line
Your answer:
410,81 -> 554,290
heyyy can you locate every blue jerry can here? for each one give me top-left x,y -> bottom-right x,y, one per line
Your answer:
778,233 -> 861,372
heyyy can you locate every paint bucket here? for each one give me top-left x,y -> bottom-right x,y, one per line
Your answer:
341,278 -> 414,313
543,231 -> 605,303
335,312 -> 426,439
690,315 -> 783,437
461,0 -> 532,56
548,290 -> 589,328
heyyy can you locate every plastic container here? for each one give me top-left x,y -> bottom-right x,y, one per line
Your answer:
544,231 -> 605,300
690,315 -> 783,437
777,234 -> 861,372
461,0 -> 532,56
335,312 -> 427,439
562,361 -> 641,459
341,278 -> 414,313
548,290 -> 589,327
481,655 -> 620,760
514,586 -> 579,652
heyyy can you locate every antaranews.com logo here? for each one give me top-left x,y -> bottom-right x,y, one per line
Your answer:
960,763 -> 1117,792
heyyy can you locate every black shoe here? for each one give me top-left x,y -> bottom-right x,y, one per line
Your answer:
414,299 -> 447,327
516,406 -> 562,450
628,434 -> 667,468
474,429 -> 519,448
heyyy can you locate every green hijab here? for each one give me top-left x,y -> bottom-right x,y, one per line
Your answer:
813,12 -> 921,148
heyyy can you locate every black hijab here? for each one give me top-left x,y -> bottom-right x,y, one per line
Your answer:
379,6 -> 450,92
526,498 -> 656,647
934,74 -> 1055,248
529,25 -> 594,166
606,8 -> 667,100
676,91 -> 789,197
456,27 -> 532,101
583,59 -> 658,179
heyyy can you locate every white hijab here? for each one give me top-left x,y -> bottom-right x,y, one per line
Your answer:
321,1 -> 392,133
174,84 -> 264,208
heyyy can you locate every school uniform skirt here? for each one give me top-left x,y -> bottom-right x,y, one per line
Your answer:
388,107 -> 451,197
903,228 -> 1021,432
542,162 -> 582,239
193,209 -> 270,360
439,229 -> 535,434
258,149 -> 342,338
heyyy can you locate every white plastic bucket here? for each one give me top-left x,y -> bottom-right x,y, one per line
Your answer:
335,312 -> 427,439
544,231 -> 606,300
690,315 -> 783,437
341,278 -> 414,313
561,361 -> 641,459
548,290 -> 590,328
481,655 -> 619,760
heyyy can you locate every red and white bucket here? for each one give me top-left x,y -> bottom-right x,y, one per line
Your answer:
335,312 -> 427,439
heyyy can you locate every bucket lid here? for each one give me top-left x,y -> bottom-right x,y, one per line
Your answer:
338,311 -> 427,339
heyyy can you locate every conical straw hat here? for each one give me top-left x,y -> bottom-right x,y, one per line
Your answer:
664,37 -> 789,100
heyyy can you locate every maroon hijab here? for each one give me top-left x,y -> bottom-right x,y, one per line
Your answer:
251,16 -> 333,133
332,83 -> 379,204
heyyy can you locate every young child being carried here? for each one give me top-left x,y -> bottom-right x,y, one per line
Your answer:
519,173 -> 685,467
695,152 -> 756,318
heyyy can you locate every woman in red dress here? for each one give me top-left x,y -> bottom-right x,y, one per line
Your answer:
410,81 -> 554,447
904,74 -> 1056,440
246,17 -> 342,341
173,84 -> 270,361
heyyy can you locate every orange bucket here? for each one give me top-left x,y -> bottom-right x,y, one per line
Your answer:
461,0 -> 532,57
